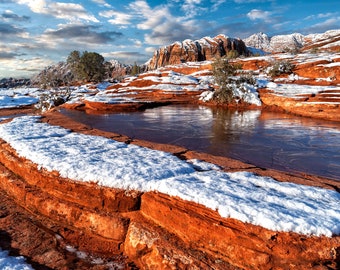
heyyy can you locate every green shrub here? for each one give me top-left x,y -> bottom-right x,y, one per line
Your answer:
212,58 -> 258,104
67,50 -> 105,83
266,60 -> 295,77
227,49 -> 239,59
212,57 -> 239,103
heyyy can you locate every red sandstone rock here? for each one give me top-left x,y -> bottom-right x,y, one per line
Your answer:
259,89 -> 340,122
295,60 -> 340,82
0,113 -> 339,269
147,34 -> 249,70
140,192 -> 340,270
240,58 -> 270,71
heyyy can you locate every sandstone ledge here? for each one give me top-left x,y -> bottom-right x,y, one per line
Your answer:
259,89 -> 340,122
0,112 -> 339,269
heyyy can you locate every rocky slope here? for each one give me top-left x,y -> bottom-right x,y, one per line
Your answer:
147,34 -> 249,70
244,29 -> 340,53
244,32 -> 305,53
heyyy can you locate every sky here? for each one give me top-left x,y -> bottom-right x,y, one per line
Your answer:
0,0 -> 339,78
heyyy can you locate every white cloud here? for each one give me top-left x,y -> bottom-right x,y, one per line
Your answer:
145,47 -> 156,53
91,0 -> 111,8
211,0 -> 226,11
310,17 -> 340,29
51,2 -> 98,22
247,9 -> 272,22
15,0 -> 98,22
129,0 -> 168,30
181,0 -> 206,18
305,12 -> 337,21
100,10 -> 132,25
129,38 -> 142,47
16,0 -> 47,13
40,23 -> 121,45
102,51 -> 147,64
234,0 -> 270,3
129,0 -> 199,45
0,57 -> 54,78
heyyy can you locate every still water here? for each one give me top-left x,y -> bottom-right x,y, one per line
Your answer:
61,105 -> 340,180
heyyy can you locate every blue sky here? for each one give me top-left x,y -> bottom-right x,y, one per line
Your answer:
0,0 -> 339,78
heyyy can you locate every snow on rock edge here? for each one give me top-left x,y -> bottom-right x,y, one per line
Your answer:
0,116 -> 339,237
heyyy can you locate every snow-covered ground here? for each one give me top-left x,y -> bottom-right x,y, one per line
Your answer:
0,87 -> 40,108
266,82 -> 340,99
0,116 -> 339,237
0,248 -> 33,270
1,79 -> 338,109
1,50 -> 339,109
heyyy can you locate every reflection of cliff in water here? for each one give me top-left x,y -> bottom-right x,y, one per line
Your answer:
60,105 -> 340,180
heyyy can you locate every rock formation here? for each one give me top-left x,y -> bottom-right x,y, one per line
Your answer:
244,32 -> 305,53
244,29 -> 340,53
147,34 -> 250,70
0,112 -> 339,269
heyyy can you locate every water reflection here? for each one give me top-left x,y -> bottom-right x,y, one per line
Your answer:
60,105 -> 340,180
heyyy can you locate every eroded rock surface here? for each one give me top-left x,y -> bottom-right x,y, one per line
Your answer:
147,34 -> 249,70
0,112 -> 339,269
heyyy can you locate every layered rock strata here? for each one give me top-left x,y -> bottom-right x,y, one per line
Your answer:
259,88 -> 340,122
0,113 -> 339,269
147,34 -> 249,70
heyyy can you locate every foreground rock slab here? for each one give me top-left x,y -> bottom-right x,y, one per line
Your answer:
0,112 -> 339,269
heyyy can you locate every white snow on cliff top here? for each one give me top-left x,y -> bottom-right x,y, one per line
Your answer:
0,116 -> 339,237
244,29 -> 340,52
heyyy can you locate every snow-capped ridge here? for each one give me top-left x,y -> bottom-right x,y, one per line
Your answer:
244,32 -> 305,52
244,29 -> 340,53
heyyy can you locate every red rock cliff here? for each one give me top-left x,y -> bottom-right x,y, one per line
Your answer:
147,34 -> 249,70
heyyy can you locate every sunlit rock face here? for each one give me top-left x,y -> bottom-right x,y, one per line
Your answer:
244,29 -> 340,53
147,34 -> 250,70
244,32 -> 305,53
0,113 -> 340,269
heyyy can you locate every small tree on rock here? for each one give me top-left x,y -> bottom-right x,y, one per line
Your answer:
130,62 -> 141,76
67,50 -> 105,83
67,50 -> 81,80
266,60 -> 295,78
80,51 -> 105,82
212,57 -> 240,103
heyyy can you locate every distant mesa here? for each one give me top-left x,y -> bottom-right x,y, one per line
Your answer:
146,34 -> 249,70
